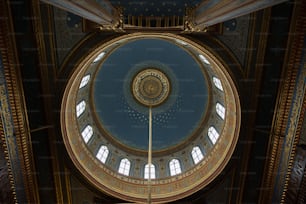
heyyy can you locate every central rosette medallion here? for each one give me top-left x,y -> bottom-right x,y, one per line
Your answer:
132,69 -> 170,107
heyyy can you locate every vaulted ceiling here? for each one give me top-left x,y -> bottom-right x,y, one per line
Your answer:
0,0 -> 306,203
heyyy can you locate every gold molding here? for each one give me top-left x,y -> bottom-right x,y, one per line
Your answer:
259,1 -> 306,202
0,0 -> 40,203
281,56 -> 306,203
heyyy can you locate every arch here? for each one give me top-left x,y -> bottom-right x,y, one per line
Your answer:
169,159 -> 182,176
118,158 -> 131,176
96,145 -> 109,164
76,100 -> 86,117
144,164 -> 156,179
191,146 -> 204,164
79,74 -> 90,89
93,52 -> 105,63
81,125 -> 93,143
213,76 -> 223,91
216,102 -> 225,120
208,126 -> 219,144
199,54 -> 210,64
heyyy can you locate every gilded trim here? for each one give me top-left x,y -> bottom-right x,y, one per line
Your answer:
0,0 -> 40,203
258,1 -> 306,202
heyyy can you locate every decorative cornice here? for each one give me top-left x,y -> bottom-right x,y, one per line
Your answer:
259,1 -> 306,203
284,146 -> 306,203
0,0 -> 40,203
279,1 -> 306,202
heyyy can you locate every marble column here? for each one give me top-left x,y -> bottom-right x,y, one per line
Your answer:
40,0 -> 121,29
186,0 -> 287,31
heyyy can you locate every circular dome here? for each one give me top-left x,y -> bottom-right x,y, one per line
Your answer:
61,33 -> 241,203
92,38 -> 208,152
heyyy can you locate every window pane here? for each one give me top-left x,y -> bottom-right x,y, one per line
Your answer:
144,164 -> 156,179
81,125 -> 93,143
175,39 -> 187,45
208,126 -> 219,144
76,100 -> 86,117
213,77 -> 223,91
93,52 -> 105,63
118,158 -> 130,176
191,146 -> 204,164
169,159 -> 182,176
216,103 -> 225,120
79,74 -> 90,89
96,145 -> 109,164
199,54 -> 210,64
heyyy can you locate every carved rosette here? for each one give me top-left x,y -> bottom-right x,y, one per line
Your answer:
132,69 -> 170,107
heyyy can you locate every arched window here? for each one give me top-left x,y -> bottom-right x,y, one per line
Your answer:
191,146 -> 204,164
144,164 -> 156,179
213,77 -> 223,91
81,125 -> 93,143
76,100 -> 86,117
118,158 -> 130,176
175,39 -> 187,45
169,159 -> 182,176
93,52 -> 105,63
199,54 -> 210,64
216,103 -> 225,120
208,126 -> 219,144
96,145 -> 109,164
79,74 -> 90,89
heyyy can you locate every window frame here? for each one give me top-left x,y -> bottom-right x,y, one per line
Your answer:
93,52 -> 105,63
118,158 -> 131,176
208,126 -> 220,144
144,163 -> 156,179
76,100 -> 86,117
96,145 -> 109,164
216,102 -> 226,120
169,159 -> 182,176
79,74 -> 91,89
199,54 -> 210,64
191,146 -> 204,164
81,125 -> 93,143
213,76 -> 224,91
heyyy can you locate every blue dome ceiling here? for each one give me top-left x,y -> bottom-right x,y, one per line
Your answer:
61,33 -> 241,203
93,38 -> 209,151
